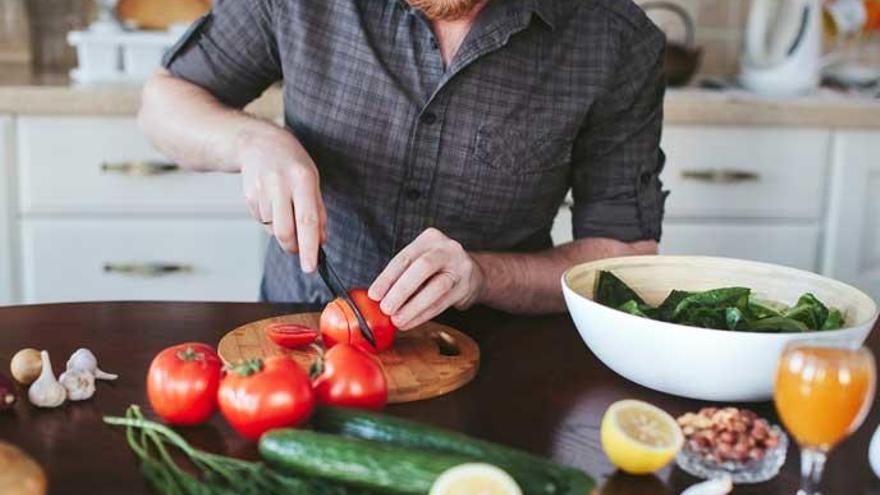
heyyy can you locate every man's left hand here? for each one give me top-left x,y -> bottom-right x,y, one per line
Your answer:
368,228 -> 484,330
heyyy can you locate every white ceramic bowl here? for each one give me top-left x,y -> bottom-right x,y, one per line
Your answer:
562,255 -> 878,402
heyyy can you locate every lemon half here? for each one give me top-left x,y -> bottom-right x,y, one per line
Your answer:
600,399 -> 684,474
429,463 -> 523,495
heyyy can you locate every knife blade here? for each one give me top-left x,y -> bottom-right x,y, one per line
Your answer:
317,246 -> 377,347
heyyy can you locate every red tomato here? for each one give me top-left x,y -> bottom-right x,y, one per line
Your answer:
146,343 -> 222,426
320,288 -> 396,354
266,323 -> 319,349
217,356 -> 314,440
313,344 -> 388,410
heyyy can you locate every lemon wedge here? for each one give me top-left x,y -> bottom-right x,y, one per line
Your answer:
429,463 -> 523,495
600,399 -> 684,474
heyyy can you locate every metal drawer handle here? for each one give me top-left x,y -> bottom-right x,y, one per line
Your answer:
681,169 -> 760,184
101,161 -> 179,176
103,263 -> 193,277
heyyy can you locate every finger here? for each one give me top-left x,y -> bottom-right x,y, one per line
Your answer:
391,272 -> 458,329
318,188 -> 329,244
380,250 -> 448,315
257,184 -> 273,224
290,167 -> 321,273
269,180 -> 297,253
244,193 -> 272,234
368,230 -> 438,301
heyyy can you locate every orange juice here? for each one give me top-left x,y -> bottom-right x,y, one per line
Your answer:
774,346 -> 876,450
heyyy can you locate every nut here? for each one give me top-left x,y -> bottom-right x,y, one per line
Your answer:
677,407 -> 780,465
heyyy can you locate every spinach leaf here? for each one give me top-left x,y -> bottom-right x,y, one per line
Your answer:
617,300 -> 649,317
748,316 -> 810,333
669,288 -> 751,323
822,309 -> 844,330
591,272 -> 845,333
725,307 -> 745,330
651,290 -> 693,321
747,298 -> 786,319
783,293 -> 829,330
595,271 -> 645,308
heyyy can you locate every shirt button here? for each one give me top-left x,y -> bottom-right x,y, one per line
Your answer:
420,112 -> 437,125
405,188 -> 421,201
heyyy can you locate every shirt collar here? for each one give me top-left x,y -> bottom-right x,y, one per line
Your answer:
529,0 -> 558,30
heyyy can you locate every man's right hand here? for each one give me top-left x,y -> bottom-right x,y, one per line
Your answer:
236,125 -> 327,273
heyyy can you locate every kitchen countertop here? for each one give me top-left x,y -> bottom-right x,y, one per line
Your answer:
1,65 -> 879,127
1,301 -> 879,495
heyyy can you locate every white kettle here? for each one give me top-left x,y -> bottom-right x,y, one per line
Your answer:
740,0 -> 823,96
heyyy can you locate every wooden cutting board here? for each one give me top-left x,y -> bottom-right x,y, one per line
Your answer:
218,313 -> 480,404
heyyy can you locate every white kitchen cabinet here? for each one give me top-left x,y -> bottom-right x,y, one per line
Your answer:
0,116 -> 13,305
20,218 -> 265,303
823,130 -> 880,301
551,126 -> 828,273
660,222 -> 819,271
2,115 -> 268,306
661,126 -> 830,220
17,117 -> 244,214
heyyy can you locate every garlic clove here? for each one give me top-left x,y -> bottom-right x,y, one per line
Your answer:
58,369 -> 96,401
66,348 -> 118,381
28,351 -> 66,408
681,476 -> 733,495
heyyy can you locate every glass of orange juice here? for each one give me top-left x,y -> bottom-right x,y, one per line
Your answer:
774,340 -> 876,495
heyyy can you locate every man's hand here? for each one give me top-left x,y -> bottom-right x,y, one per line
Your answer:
368,228 -> 485,330
238,125 -> 327,273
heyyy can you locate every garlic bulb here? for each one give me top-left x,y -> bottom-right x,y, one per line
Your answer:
58,369 -> 96,401
28,351 -> 66,408
66,348 -> 117,381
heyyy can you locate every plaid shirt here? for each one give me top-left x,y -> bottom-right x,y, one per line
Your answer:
165,0 -> 668,304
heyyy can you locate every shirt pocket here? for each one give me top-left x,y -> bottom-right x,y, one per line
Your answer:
470,124 -> 573,175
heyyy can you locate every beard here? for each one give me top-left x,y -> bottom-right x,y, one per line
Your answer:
406,0 -> 485,20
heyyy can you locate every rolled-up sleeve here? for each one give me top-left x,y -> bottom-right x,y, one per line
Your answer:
569,20 -> 668,242
162,0 -> 282,109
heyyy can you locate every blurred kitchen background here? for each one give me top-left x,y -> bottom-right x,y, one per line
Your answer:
0,0 -> 878,307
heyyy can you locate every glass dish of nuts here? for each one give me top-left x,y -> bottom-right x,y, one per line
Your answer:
676,407 -> 788,484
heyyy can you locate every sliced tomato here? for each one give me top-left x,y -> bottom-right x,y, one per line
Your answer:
320,288 -> 397,354
266,323 -> 319,349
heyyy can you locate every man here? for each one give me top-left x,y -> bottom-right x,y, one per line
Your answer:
139,0 -> 667,330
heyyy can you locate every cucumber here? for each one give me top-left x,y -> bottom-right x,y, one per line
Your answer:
259,429 -> 474,495
311,407 -> 595,495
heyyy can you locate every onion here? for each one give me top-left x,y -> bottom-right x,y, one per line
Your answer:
0,441 -> 47,495
10,349 -> 42,385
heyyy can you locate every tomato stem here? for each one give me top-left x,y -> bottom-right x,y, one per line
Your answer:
232,358 -> 264,377
309,344 -> 325,380
176,346 -> 204,362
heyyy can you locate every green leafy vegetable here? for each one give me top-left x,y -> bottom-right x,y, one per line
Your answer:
104,406 -> 371,495
594,271 -> 845,333
595,271 -> 645,308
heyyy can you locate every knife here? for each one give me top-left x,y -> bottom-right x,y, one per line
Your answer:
316,246 -> 377,347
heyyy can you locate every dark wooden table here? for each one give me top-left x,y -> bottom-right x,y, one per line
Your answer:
0,302 -> 877,495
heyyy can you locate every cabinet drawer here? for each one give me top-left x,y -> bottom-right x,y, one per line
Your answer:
17,117 -> 244,214
21,218 -> 266,303
661,127 -> 830,220
660,222 -> 820,271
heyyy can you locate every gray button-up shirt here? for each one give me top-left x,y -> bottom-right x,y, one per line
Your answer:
165,0 -> 668,304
